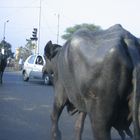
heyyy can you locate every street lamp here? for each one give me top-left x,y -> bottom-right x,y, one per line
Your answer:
1,20 -> 9,55
3,20 -> 9,41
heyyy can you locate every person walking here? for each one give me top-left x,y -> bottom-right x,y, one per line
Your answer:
18,57 -> 23,70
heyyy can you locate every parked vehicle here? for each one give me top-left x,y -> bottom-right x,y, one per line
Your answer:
22,54 -> 51,85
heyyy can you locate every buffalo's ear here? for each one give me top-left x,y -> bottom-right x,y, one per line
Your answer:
44,40 -> 53,60
50,44 -> 61,58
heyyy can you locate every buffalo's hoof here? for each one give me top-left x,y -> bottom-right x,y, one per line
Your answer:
52,130 -> 62,140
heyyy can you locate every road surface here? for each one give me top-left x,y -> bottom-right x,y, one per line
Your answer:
0,71 -> 132,140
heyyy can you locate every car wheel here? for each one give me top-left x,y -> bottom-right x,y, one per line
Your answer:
44,74 -> 50,85
23,71 -> 29,81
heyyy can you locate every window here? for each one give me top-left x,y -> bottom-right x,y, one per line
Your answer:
36,56 -> 44,65
28,55 -> 36,64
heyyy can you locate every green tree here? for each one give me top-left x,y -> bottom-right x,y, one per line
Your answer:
0,40 -> 14,58
62,23 -> 102,41
25,39 -> 37,52
16,39 -> 36,63
17,46 -> 32,61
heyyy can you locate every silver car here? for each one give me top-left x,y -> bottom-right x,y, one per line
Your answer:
22,54 -> 51,85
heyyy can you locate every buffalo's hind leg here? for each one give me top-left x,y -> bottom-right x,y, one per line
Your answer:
75,112 -> 86,140
51,88 -> 68,140
89,114 -> 111,140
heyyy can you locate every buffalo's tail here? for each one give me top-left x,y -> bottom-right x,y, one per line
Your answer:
124,35 -> 140,140
132,66 -> 140,139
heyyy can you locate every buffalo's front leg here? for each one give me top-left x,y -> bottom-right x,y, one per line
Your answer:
51,86 -> 68,140
89,113 -> 111,140
88,98 -> 112,140
75,112 -> 86,140
51,101 -> 63,140
0,72 -> 3,84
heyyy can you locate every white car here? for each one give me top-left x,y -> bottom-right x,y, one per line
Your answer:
22,54 -> 51,85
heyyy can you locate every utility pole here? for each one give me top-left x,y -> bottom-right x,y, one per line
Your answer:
37,0 -> 42,54
57,14 -> 60,44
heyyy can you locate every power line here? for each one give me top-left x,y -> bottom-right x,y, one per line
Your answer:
0,6 -> 39,8
0,0 -> 41,9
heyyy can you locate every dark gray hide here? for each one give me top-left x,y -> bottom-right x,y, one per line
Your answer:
44,24 -> 140,140
44,42 -> 132,140
0,53 -> 7,84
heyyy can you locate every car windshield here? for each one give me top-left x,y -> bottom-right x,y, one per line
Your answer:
27,55 -> 36,64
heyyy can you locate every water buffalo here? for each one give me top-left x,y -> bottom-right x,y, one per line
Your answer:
44,44 -> 133,140
0,52 -> 7,84
44,24 -> 140,140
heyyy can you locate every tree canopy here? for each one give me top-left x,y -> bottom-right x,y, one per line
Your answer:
16,46 -> 32,61
16,39 -> 35,61
25,39 -> 37,51
62,23 -> 102,41
0,40 -> 14,58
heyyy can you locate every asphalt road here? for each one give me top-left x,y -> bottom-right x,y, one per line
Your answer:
0,71 -> 133,140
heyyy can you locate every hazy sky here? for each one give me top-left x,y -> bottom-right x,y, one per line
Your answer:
0,0 -> 140,54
